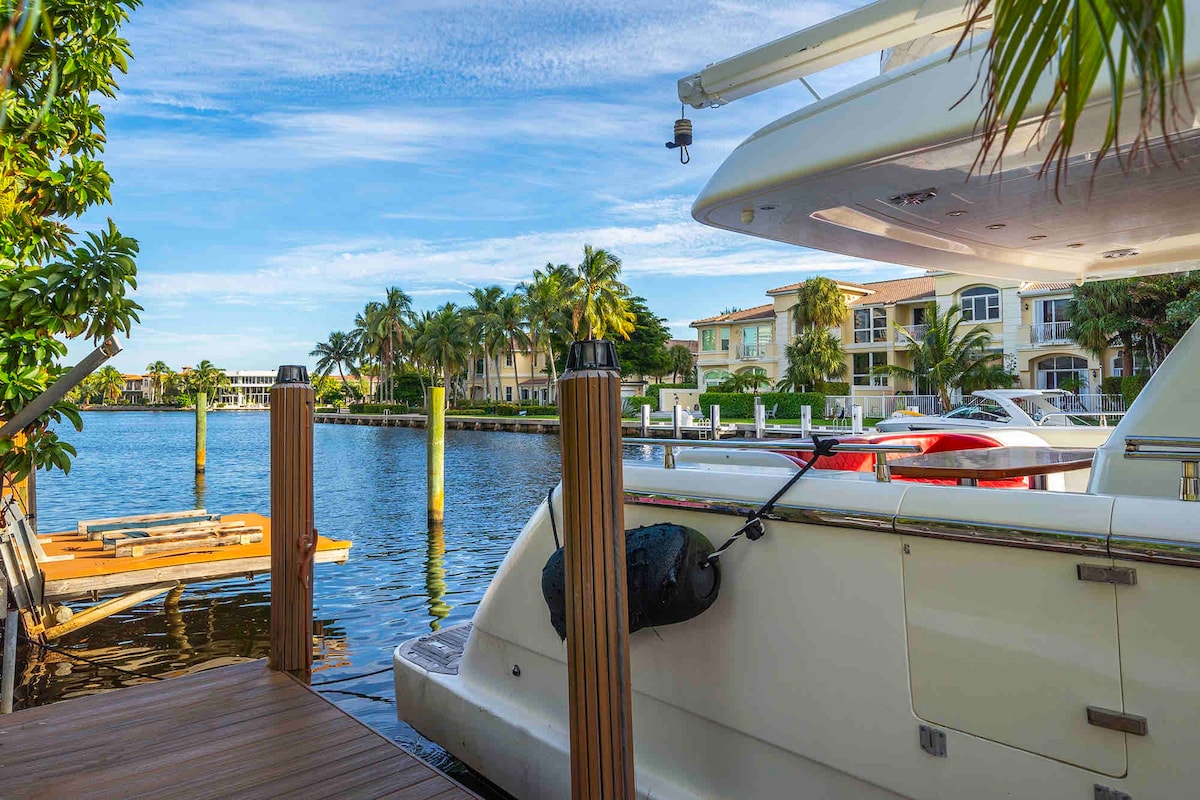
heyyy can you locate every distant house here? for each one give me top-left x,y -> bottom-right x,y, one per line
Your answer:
121,374 -> 151,404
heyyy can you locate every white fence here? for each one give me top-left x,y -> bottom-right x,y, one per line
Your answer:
824,394 -> 948,419
1049,393 -> 1127,414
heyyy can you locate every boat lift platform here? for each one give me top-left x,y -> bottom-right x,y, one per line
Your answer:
0,659 -> 478,800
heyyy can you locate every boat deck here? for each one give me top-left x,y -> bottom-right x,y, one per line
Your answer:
37,513 -> 351,601
0,660 -> 479,800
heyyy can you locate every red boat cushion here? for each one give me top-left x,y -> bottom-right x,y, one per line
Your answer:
774,431 -> 1029,488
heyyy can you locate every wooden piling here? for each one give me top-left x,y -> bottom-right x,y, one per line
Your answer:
1,572 -> 15,714
558,340 -> 635,800
195,389 -> 207,475
269,366 -> 315,683
427,386 -> 445,528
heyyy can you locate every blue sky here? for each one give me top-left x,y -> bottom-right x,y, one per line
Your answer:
80,0 -> 918,373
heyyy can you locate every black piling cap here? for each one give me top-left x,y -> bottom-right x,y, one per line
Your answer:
564,339 -> 619,374
275,365 -> 310,384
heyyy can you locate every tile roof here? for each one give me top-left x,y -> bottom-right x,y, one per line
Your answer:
847,276 -> 935,306
668,338 -> 698,354
766,278 -> 871,294
690,303 -> 776,326
1019,282 -> 1075,294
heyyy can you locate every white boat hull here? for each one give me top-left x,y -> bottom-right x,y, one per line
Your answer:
396,459 -> 1200,799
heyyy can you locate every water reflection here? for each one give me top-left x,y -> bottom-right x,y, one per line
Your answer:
425,525 -> 450,631
193,473 -> 206,509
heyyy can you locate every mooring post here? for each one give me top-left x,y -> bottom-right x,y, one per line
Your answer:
1,573 -> 16,714
753,402 -> 766,439
639,403 -> 650,437
852,404 -> 864,435
195,389 -> 207,475
427,386 -> 445,529
559,340 -> 635,799
709,405 -> 720,439
672,402 -> 682,439
801,405 -> 812,437
269,366 -> 315,683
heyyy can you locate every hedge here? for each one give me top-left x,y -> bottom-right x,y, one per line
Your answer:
698,391 -> 824,418
1100,376 -> 1123,396
349,403 -> 412,414
480,403 -> 558,416
1121,375 -> 1149,406
818,381 -> 850,396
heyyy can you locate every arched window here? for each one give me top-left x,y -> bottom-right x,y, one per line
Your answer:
703,369 -> 730,386
960,286 -> 1001,322
1036,355 -> 1087,390
737,366 -> 766,376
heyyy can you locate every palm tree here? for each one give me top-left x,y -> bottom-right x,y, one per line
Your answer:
570,245 -> 634,341
777,328 -> 846,392
497,291 -> 530,404
96,366 -> 124,405
791,276 -> 848,333
1067,279 -> 1138,376
875,302 -> 994,412
720,371 -> 772,394
310,331 -> 360,393
188,360 -> 229,400
376,287 -> 413,403
960,0 -> 1189,190
468,286 -> 506,403
418,304 -> 471,403
668,344 -> 695,384
351,302 -> 384,400
523,263 -> 574,402
145,360 -> 170,404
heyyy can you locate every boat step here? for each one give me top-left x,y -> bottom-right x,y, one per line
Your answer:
399,621 -> 472,675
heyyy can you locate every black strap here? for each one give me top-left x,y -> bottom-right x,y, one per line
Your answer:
547,485 -> 561,550
705,436 -> 839,566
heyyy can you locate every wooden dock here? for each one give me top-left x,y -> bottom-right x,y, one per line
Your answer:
37,513 -> 351,602
0,660 -> 479,800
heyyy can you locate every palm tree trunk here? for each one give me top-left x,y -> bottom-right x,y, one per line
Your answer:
511,347 -> 521,406
1120,332 -> 1135,377
482,351 -> 490,404
547,344 -> 558,403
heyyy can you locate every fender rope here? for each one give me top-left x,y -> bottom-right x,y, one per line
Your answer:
546,485 -> 561,550
704,435 -> 840,566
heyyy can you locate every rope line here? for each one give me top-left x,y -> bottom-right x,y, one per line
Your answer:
546,485 -> 561,550
310,665 -> 392,686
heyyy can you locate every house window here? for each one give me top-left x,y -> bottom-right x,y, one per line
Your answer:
741,325 -> 773,356
1110,354 -> 1147,378
853,308 -> 888,343
912,305 -> 927,325
719,327 -> 730,351
701,329 -> 715,351
961,286 -> 1001,321
1039,298 -> 1069,323
505,386 -> 513,401
521,388 -> 529,400
1036,355 -> 1087,390
703,369 -> 730,386
475,358 -> 484,375
853,352 -> 888,386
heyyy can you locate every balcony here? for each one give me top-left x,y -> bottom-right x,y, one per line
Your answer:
895,324 -> 928,342
737,343 -> 767,360
1032,321 -> 1073,345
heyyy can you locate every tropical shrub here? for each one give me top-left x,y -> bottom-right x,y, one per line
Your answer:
1100,376 -> 1123,396
1121,375 -> 1149,406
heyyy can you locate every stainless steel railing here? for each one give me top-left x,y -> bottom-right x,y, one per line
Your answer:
1124,436 -> 1200,501
622,437 -> 920,481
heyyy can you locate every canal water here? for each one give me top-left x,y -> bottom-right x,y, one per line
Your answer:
25,410 -> 603,794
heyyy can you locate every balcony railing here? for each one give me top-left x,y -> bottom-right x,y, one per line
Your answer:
738,343 -> 767,360
895,324 -> 928,342
1032,321 -> 1073,344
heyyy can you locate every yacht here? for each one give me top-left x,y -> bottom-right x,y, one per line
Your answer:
395,1 -> 1200,797
874,389 -> 1094,432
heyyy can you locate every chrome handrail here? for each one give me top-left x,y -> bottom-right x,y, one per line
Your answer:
1037,411 -> 1125,427
1124,436 -> 1200,501
621,437 -> 921,481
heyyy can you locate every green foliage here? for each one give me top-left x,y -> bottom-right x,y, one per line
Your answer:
614,296 -> 670,378
1100,376 -> 1123,395
877,302 -> 994,411
717,371 -> 772,393
571,244 -> 634,341
0,0 -> 141,481
349,402 -> 413,414
791,276 -> 848,331
960,0 -> 1188,189
1121,374 -> 1149,406
699,391 -> 824,419
817,380 -> 850,396
667,344 -> 695,383
645,383 -> 695,405
778,327 -> 845,391
960,359 -> 1019,393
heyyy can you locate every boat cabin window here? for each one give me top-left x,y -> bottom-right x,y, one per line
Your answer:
945,398 -> 1010,423
961,286 -> 1001,322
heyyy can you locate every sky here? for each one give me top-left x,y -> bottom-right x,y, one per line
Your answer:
78,0 -> 921,373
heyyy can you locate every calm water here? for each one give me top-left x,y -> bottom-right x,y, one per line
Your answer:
23,410 -> 574,793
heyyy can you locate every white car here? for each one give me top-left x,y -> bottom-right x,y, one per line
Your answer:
874,389 -> 1078,432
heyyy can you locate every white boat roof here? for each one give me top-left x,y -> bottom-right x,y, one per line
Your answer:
971,389 -> 1066,401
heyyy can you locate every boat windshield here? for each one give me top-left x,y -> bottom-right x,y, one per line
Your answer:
943,398 -> 1011,423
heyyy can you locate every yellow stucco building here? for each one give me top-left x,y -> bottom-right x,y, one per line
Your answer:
691,273 -> 1122,398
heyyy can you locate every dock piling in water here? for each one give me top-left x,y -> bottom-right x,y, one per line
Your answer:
268,365 -> 315,683
1,573 -> 15,714
195,389 -> 207,475
427,386 -> 445,528
558,339 -> 635,799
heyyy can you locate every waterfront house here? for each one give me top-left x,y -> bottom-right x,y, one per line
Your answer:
691,273 -> 1120,398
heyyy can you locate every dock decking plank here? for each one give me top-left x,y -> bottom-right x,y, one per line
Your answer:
0,660 -> 478,800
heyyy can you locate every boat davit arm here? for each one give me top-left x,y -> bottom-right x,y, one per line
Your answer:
677,0 -> 973,108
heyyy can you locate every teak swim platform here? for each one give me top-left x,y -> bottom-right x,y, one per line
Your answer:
0,659 -> 479,800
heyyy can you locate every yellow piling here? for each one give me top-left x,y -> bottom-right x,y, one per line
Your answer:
269,366 -> 315,683
559,339 -> 635,799
195,389 -> 207,475
427,386 -> 445,528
